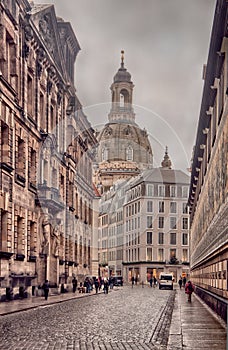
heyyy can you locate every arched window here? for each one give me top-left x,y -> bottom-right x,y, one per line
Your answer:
102,147 -> 108,161
126,146 -> 133,161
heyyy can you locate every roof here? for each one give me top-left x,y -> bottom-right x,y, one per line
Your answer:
133,168 -> 190,186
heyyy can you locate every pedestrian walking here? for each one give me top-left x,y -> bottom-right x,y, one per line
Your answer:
185,280 -> 195,302
103,279 -> 109,294
149,276 -> 153,287
153,276 -> 157,288
43,279 -> 49,300
135,276 -> 138,285
178,276 -> 183,289
95,279 -> 99,294
131,276 -> 134,288
182,276 -> 186,288
72,277 -> 77,293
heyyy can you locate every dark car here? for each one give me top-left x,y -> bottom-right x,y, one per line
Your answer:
112,276 -> 123,286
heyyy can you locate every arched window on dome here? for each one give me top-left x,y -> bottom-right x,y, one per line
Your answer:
119,89 -> 130,109
126,145 -> 133,161
102,147 -> 109,161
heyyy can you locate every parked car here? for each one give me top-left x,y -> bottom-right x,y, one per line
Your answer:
158,273 -> 174,290
112,276 -> 123,286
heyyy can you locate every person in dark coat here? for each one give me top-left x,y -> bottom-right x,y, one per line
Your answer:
43,280 -> 49,300
131,276 -> 135,288
72,277 -> 77,293
103,279 -> 109,294
95,279 -> 99,294
178,276 -> 183,289
185,280 -> 195,302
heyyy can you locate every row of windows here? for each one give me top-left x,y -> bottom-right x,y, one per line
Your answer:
147,201 -> 188,214
147,216 -> 188,230
125,248 -> 188,262
147,184 -> 189,198
126,201 -> 140,217
101,145 -> 133,161
147,232 -> 188,245
146,248 -> 188,262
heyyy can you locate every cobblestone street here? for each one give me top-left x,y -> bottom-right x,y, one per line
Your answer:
0,286 -> 174,350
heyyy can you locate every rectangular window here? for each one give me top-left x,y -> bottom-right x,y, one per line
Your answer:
182,249 -> 188,262
170,202 -> 177,213
147,216 -> 153,228
158,185 -> 165,197
147,184 -> 154,196
147,248 -> 152,261
147,201 -> 153,212
158,201 -> 164,213
158,216 -> 164,229
170,186 -> 176,197
182,217 -> 188,230
182,203 -> 188,214
170,232 -> 176,245
182,186 -> 188,198
170,248 -> 176,259
158,248 -> 164,262
147,232 -> 153,244
170,217 -> 177,229
158,232 -> 164,245
182,233 -> 188,245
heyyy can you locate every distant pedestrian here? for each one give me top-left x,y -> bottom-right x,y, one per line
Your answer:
131,276 -> 135,288
95,279 -> 99,294
135,276 -> 138,285
142,281 -> 144,288
185,280 -> 195,302
182,276 -> 187,288
103,279 -> 109,294
178,276 -> 183,289
72,277 -> 77,293
149,276 -> 153,287
43,279 -> 49,300
153,276 -> 157,288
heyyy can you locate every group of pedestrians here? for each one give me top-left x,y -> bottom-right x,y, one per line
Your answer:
178,275 -> 195,302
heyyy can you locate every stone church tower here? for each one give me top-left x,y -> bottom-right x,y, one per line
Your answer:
95,51 -> 153,193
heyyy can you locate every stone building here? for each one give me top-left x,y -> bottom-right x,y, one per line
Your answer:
94,51 -> 153,193
98,150 -> 190,283
0,0 -> 97,300
188,0 -> 228,321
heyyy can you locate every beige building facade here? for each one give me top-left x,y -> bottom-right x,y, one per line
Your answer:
0,0 -> 97,300
188,0 -> 228,322
98,151 -> 190,283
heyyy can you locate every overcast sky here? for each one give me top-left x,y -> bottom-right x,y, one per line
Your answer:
37,0 -> 216,173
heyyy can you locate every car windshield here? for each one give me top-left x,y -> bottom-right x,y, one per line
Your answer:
160,275 -> 172,280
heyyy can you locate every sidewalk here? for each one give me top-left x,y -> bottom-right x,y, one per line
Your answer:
0,289 -> 105,316
168,288 -> 227,350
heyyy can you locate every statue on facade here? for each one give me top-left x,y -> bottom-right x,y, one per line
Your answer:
51,224 -> 60,257
41,214 -> 51,255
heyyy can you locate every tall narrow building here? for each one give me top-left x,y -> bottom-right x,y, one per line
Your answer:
94,51 -> 153,193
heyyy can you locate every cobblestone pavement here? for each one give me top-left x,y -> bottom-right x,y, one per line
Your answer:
0,286 -> 175,350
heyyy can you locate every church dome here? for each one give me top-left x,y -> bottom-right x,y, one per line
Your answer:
114,67 -> 131,83
97,122 -> 153,164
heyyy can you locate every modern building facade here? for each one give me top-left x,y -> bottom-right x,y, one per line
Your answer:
98,150 -> 190,283
0,0 -> 97,300
188,0 -> 228,322
94,51 -> 153,193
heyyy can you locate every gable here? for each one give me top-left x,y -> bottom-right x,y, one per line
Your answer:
29,4 -> 66,77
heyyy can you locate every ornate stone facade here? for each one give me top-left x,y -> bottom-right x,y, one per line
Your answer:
188,0 -> 228,322
0,0 -> 98,299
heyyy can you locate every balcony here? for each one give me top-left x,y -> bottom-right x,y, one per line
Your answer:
37,184 -> 64,214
